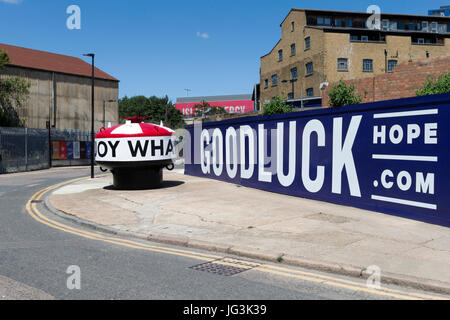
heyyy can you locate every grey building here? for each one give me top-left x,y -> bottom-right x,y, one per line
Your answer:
0,43 -> 119,130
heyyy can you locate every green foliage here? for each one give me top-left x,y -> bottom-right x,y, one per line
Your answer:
118,95 -> 185,129
0,50 -> 29,127
0,50 -> 9,69
192,101 -> 227,117
262,97 -> 292,115
328,80 -> 362,107
416,73 -> 450,96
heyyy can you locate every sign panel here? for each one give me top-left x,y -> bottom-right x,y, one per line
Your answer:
184,94 -> 450,227
67,142 -> 74,159
85,141 -> 92,159
52,141 -> 60,160
175,100 -> 254,117
59,141 -> 67,160
73,141 -> 80,159
95,136 -> 176,162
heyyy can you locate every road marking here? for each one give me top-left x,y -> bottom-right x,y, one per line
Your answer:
24,176 -> 447,300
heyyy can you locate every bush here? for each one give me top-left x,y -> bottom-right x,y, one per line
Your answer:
416,73 -> 450,96
328,80 -> 362,107
262,97 -> 292,115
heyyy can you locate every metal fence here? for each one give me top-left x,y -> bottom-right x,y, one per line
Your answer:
0,127 -> 91,174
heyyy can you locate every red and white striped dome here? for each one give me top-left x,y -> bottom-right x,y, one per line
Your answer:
96,120 -> 175,139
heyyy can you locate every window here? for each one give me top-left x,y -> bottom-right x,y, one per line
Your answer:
431,22 -> 438,33
290,67 -> 298,80
306,62 -> 313,75
264,79 -> 268,88
305,37 -> 311,50
337,58 -> 348,71
317,17 -> 331,26
361,35 -> 369,42
390,21 -> 397,30
346,18 -> 352,27
422,21 -> 429,32
287,92 -> 294,100
291,21 -> 295,32
382,19 -> 389,31
418,38 -> 425,44
397,21 -> 405,30
335,18 -> 343,27
291,43 -> 296,56
408,22 -> 416,31
271,74 -> 278,86
306,88 -> 314,97
363,59 -> 373,72
350,34 -> 359,41
278,49 -> 283,61
388,60 -> 397,72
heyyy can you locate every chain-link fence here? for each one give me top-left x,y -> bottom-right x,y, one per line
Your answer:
0,127 -> 92,174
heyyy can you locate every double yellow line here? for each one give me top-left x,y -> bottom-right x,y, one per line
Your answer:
25,177 -> 447,300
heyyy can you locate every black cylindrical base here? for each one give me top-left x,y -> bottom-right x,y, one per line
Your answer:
112,167 -> 163,190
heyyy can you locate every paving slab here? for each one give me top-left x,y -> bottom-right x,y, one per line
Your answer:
48,170 -> 450,293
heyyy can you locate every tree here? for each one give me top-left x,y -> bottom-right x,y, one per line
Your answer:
262,96 -> 292,115
118,95 -> 185,129
0,50 -> 30,127
192,101 -> 226,117
416,73 -> 450,96
328,80 -> 362,107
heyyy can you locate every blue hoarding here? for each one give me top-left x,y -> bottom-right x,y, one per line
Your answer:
184,93 -> 450,227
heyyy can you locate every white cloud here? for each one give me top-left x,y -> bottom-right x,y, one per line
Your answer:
196,32 -> 210,39
0,0 -> 23,4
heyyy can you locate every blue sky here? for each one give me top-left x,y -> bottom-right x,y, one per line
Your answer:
0,0 -> 444,101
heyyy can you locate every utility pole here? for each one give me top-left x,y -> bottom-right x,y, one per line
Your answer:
184,88 -> 191,96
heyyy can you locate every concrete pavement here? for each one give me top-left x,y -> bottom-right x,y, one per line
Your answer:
48,169 -> 450,294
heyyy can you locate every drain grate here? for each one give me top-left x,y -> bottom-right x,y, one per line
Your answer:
189,257 -> 261,276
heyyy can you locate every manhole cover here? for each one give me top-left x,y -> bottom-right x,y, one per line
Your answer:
189,258 -> 261,276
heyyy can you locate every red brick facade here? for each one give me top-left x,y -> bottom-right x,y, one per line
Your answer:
321,56 -> 450,107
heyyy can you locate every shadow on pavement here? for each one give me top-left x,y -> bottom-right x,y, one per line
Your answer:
103,180 -> 185,191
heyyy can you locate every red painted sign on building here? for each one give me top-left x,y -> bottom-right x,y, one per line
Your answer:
175,100 -> 254,116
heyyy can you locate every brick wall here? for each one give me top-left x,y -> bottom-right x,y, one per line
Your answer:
322,55 -> 450,107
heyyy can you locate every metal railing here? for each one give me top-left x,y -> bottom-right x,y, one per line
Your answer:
0,127 -> 92,174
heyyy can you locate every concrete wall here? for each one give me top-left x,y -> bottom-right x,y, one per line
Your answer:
1,66 -> 119,130
321,55 -> 450,107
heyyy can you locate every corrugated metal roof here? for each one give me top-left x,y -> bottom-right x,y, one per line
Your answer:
176,94 -> 252,103
0,43 -> 118,81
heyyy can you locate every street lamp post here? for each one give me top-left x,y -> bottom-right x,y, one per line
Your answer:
83,53 -> 95,179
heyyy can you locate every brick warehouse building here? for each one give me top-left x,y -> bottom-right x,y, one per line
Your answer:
260,8 -> 450,107
0,43 -> 119,130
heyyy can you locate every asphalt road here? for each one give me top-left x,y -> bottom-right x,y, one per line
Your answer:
0,167 -> 446,300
